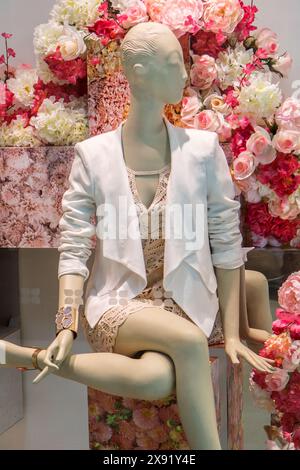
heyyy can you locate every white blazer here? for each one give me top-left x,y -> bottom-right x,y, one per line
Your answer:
57,118 -> 254,337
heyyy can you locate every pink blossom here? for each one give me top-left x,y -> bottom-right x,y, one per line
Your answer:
265,369 -> 290,391
278,272 -> 300,315
190,54 -> 217,90
233,151 -> 256,180
133,406 -> 160,430
276,98 -> 300,131
254,28 -> 279,57
203,0 -> 244,34
272,52 -> 293,77
269,196 -> 299,221
272,129 -> 300,154
246,127 -> 276,165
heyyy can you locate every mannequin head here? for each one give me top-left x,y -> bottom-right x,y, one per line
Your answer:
120,22 -> 188,105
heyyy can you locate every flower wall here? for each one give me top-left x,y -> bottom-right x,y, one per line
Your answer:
0,0 -> 299,249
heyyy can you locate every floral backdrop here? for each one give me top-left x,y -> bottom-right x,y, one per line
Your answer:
0,0 -> 299,249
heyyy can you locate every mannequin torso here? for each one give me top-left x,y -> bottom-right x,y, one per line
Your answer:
121,120 -> 171,210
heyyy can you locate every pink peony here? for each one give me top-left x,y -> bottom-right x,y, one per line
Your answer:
254,28 -> 279,57
203,0 -> 244,34
246,126 -> 277,165
278,272 -> 300,315
265,369 -> 290,392
133,405 -> 160,430
272,129 -> 300,154
268,196 -> 299,221
146,0 -> 204,38
190,54 -> 217,90
276,98 -> 300,131
233,151 -> 256,180
272,52 -> 293,77
119,2 -> 149,29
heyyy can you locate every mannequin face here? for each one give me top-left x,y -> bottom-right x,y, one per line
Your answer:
126,29 -> 188,105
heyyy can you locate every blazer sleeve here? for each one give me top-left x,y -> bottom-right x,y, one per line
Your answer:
206,133 -> 248,270
57,143 -> 96,281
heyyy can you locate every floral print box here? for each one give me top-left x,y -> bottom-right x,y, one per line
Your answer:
87,352 -> 244,450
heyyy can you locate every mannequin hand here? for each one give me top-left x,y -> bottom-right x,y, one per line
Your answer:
32,330 -> 74,384
225,337 -> 276,373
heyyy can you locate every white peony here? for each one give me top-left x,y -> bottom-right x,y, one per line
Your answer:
6,68 -> 38,108
30,97 -> 88,145
236,72 -> 282,123
215,44 -> 254,90
110,0 -> 142,12
50,0 -> 100,30
33,22 -> 66,57
0,116 -> 42,147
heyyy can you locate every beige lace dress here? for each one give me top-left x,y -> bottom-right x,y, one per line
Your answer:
80,163 -> 224,353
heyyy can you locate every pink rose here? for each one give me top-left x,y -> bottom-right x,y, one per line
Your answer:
265,369 -> 290,391
194,109 -> 223,132
180,87 -> 201,128
272,129 -> 300,154
276,98 -> 300,131
254,28 -> 279,57
190,54 -> 217,89
233,151 -> 256,180
246,126 -> 276,165
203,0 -> 244,34
272,52 -> 293,77
278,272 -> 300,315
119,2 -> 149,29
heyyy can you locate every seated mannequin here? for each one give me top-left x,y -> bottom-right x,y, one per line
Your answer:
0,22 -> 275,450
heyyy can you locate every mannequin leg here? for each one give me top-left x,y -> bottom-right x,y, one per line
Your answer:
1,307 -> 221,450
0,340 -> 175,400
241,266 -> 273,353
113,308 -> 221,450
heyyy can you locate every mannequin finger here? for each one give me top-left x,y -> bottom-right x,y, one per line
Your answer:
248,353 -> 275,373
244,352 -> 269,372
55,346 -> 68,366
43,356 -> 59,370
248,350 -> 276,372
32,366 -> 52,384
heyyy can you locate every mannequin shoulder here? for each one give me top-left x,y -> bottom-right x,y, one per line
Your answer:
74,128 -> 120,166
174,125 -> 218,159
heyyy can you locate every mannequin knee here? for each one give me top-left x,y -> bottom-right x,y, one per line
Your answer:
246,270 -> 269,294
131,356 -> 176,400
169,324 -> 208,360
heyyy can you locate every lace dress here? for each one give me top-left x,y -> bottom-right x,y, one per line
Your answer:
80,163 -> 224,353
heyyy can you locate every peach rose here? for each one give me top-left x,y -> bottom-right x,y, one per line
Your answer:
194,109 -> 223,132
265,369 -> 290,392
190,54 -> 217,90
120,1 -> 149,29
246,126 -> 277,165
233,151 -> 256,180
272,52 -> 293,78
254,28 -> 279,57
275,98 -> 300,131
203,0 -> 244,34
272,129 -> 300,154
203,93 -> 230,114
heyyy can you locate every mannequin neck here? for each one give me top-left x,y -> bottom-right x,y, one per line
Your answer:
124,93 -> 166,139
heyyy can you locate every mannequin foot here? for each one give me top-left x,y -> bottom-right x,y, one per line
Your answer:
0,340 -> 44,370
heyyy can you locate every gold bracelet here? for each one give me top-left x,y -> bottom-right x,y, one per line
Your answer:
55,306 -> 78,339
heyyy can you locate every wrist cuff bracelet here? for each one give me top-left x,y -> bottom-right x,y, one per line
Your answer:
55,306 -> 78,339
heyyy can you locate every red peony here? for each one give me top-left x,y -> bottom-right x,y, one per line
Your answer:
245,201 -> 273,237
230,123 -> 255,157
191,30 -> 225,58
270,217 -> 299,244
